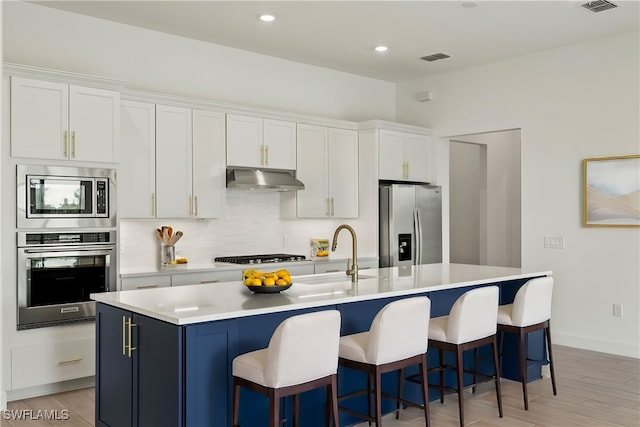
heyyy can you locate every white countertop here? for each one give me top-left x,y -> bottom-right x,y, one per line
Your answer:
94,263 -> 552,325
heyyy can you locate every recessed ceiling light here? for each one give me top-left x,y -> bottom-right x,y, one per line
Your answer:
259,14 -> 276,22
461,1 -> 479,8
374,46 -> 388,53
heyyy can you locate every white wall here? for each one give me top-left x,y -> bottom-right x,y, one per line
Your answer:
451,130 -> 521,268
397,32 -> 640,358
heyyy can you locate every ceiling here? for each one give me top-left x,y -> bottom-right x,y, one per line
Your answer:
30,1 -> 640,83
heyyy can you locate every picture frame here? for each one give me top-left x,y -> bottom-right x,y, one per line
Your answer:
583,154 -> 640,227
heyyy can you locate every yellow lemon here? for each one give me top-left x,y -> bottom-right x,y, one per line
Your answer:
250,278 -> 262,286
263,278 -> 276,286
276,269 -> 289,278
282,275 -> 292,285
243,278 -> 253,285
276,279 -> 287,286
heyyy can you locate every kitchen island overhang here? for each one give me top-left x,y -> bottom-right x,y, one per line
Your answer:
92,263 -> 552,427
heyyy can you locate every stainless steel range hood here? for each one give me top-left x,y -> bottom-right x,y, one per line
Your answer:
226,169 -> 305,191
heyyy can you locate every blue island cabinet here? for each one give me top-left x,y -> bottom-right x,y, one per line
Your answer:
95,303 -> 184,427
95,276 -> 548,427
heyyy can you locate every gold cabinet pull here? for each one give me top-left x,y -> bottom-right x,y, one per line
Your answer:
122,316 -> 126,356
330,198 -> 335,217
188,195 -> 192,216
127,317 -> 137,358
194,196 -> 198,217
259,146 -> 264,165
58,357 -> 83,365
406,162 -> 409,179
151,193 -> 156,216
326,198 -> 331,216
265,145 -> 269,166
71,131 -> 76,158
63,130 -> 68,157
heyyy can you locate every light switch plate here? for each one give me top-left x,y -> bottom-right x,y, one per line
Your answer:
544,236 -> 565,249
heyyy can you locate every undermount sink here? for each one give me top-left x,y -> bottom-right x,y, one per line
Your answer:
294,272 -> 379,285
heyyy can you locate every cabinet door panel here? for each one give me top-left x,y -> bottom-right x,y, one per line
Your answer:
96,304 -> 133,427
156,105 -> 192,218
10,77 -> 68,160
328,128 -> 358,218
192,110 -> 225,219
134,313 -> 183,427
226,114 -> 262,168
263,119 -> 296,170
404,133 -> 432,183
296,124 -> 329,218
69,85 -> 120,162
378,129 -> 405,181
120,100 -> 156,218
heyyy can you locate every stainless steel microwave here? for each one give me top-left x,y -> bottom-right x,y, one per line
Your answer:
17,165 -> 117,229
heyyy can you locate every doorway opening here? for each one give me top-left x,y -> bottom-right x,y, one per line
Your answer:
448,129 -> 521,268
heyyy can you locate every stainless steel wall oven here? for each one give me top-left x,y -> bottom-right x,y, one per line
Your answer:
17,231 -> 117,329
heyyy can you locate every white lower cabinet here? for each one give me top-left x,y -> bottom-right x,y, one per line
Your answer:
121,275 -> 171,291
171,270 -> 242,287
11,338 -> 95,390
314,258 -> 378,274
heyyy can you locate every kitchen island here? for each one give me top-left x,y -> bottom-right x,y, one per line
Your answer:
92,263 -> 551,427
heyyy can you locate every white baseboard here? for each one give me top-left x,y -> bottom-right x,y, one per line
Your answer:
553,332 -> 639,359
6,376 -> 94,402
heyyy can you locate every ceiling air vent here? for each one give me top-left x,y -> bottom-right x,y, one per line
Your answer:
581,1 -> 618,13
420,53 -> 450,62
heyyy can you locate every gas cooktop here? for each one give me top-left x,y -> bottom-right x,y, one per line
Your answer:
214,254 -> 307,264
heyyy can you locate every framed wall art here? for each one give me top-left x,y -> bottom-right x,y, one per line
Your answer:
583,154 -> 640,227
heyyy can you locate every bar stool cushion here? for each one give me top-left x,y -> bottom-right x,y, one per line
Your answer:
428,286 -> 499,344
339,296 -> 430,365
497,277 -> 553,327
233,310 -> 341,389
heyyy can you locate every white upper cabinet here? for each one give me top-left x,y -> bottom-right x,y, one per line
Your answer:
226,114 -> 296,170
119,101 -> 225,219
294,124 -> 358,218
155,105 -> 193,219
192,110 -> 225,219
119,100 -> 156,218
11,76 -> 119,163
378,129 -> 433,183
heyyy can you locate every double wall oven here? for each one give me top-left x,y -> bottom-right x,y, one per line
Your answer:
16,165 -> 117,329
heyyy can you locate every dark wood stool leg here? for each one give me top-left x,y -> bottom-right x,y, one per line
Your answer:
439,349 -> 445,403
268,389 -> 279,427
293,394 -> 300,427
375,369 -> 383,426
519,329 -> 529,410
232,378 -> 240,427
456,345 -> 465,427
419,356 -> 431,427
329,375 -> 339,427
368,372 -> 374,426
472,347 -> 478,394
491,337 -> 504,418
545,324 -> 558,396
396,368 -> 405,419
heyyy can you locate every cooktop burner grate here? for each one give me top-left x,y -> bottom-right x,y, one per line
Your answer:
214,254 -> 307,264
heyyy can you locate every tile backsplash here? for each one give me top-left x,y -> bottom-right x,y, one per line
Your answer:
119,190 -> 376,272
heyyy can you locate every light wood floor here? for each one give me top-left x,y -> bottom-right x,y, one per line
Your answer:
1,345 -> 638,426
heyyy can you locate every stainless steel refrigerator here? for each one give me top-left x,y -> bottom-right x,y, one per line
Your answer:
379,183 -> 442,267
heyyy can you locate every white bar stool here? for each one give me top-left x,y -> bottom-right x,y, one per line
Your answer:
427,286 -> 503,427
337,296 -> 431,426
497,276 -> 557,410
232,310 -> 341,427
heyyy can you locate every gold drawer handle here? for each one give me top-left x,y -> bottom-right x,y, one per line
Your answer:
137,285 -> 159,289
58,357 -> 83,365
200,280 -> 220,284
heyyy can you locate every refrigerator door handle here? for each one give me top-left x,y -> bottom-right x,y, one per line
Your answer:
413,208 -> 422,265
